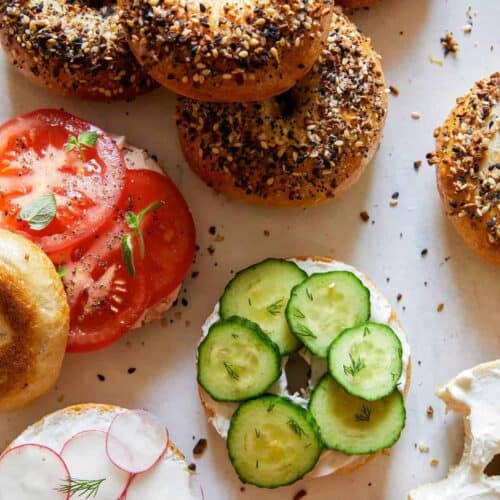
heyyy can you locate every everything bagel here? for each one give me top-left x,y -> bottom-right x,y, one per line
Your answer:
119,0 -> 333,102
176,10 -> 387,207
0,1 -> 157,99
428,73 -> 500,265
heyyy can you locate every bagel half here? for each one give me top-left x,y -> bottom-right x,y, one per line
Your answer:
199,256 -> 411,480
177,10 -> 387,207
120,0 -> 332,102
428,73 -> 500,265
0,229 -> 69,412
0,1 -> 157,99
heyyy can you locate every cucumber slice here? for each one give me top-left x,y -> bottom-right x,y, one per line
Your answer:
227,395 -> 322,488
197,317 -> 281,402
328,322 -> 403,401
309,375 -> 405,455
286,271 -> 370,357
220,259 -> 307,355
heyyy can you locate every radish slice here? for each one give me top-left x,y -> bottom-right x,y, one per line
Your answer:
125,451 -> 202,499
61,430 -> 130,500
0,444 -> 69,499
106,410 -> 168,474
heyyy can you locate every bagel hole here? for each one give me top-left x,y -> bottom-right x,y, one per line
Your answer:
275,90 -> 298,118
484,454 -> 500,477
285,352 -> 311,395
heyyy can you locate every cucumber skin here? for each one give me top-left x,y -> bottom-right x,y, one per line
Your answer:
197,316 -> 281,402
227,394 -> 323,488
219,258 -> 307,355
328,321 -> 403,401
285,271 -> 371,357
309,374 -> 406,455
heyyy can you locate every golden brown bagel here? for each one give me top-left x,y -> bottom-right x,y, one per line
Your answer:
336,0 -> 379,8
176,10 -> 387,207
0,229 -> 69,412
0,1 -> 157,100
199,256 -> 411,479
428,73 -> 500,265
119,0 -> 333,102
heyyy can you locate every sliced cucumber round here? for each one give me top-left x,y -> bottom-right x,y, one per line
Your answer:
227,395 -> 322,488
328,322 -> 403,401
197,317 -> 281,402
309,375 -> 405,455
286,271 -> 370,357
220,258 -> 307,355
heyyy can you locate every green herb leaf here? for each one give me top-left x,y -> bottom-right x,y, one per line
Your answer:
223,361 -> 239,380
355,404 -> 371,422
56,478 -> 106,499
343,353 -> 366,377
291,307 -> 305,319
294,324 -> 316,339
363,326 -> 371,337
124,200 -> 163,260
287,419 -> 307,438
65,131 -> 98,152
19,194 -> 57,230
305,288 -> 314,301
267,402 -> 275,413
254,428 -> 261,438
78,131 -> 98,148
121,233 -> 135,277
56,266 -> 67,278
266,297 -> 284,316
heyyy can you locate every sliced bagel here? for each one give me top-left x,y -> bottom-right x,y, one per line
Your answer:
5,404 -> 199,498
0,229 -> 69,412
0,1 -> 156,99
198,256 -> 411,479
428,73 -> 500,265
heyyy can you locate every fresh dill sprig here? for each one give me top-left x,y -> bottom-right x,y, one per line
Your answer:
355,405 -> 371,422
343,353 -> 366,377
266,298 -> 284,316
287,419 -> 307,438
223,361 -> 239,380
294,324 -> 316,338
55,478 -> 106,499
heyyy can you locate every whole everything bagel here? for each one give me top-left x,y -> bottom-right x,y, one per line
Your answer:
119,0 -> 333,102
177,10 -> 387,207
0,0 -> 157,99
0,229 -> 69,412
428,72 -> 500,265
199,256 -> 411,480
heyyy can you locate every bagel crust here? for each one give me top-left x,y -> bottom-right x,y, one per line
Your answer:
0,229 -> 69,412
119,0 -> 333,102
336,0 -> 379,8
428,73 -> 500,265
176,10 -> 387,207
0,1 -> 157,100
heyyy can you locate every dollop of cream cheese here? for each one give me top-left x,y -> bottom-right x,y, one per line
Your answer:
408,360 -> 500,500
200,258 -> 411,477
11,407 -> 199,499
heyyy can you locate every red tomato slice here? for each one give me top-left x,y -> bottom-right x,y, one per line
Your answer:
56,168 -> 195,353
60,220 -> 150,353
123,169 -> 196,307
0,109 -> 126,253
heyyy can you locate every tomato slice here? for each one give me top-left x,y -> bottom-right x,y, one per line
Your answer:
56,169 -> 195,353
0,109 -> 126,253
123,170 -> 196,307
59,219 -> 150,353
